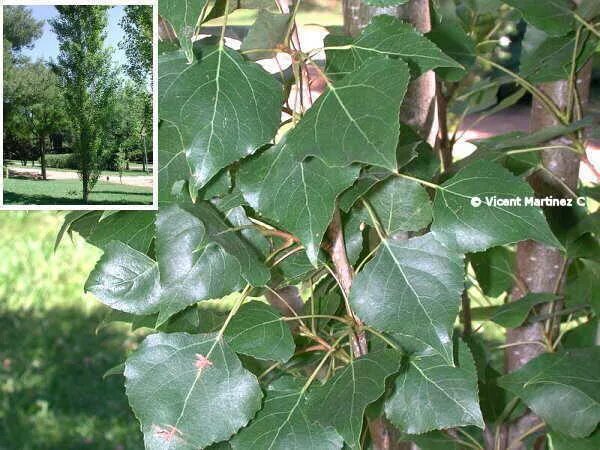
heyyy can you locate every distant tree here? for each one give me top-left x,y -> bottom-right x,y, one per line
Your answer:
3,5 -> 43,52
13,63 -> 66,179
119,5 -> 152,85
50,6 -> 115,202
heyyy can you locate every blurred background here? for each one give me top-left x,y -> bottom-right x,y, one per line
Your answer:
0,212 -> 143,450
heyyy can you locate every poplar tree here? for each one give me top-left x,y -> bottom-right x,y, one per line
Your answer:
50,6 -> 114,202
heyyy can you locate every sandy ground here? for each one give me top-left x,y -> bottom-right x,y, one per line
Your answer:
7,166 -> 153,188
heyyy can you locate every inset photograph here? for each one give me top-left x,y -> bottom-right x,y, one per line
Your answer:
2,3 -> 155,207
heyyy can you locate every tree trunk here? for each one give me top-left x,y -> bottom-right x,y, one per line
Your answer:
342,0 -> 437,143
39,136 -> 47,181
503,61 -> 592,450
341,2 -> 436,449
142,132 -> 148,173
82,170 -> 90,203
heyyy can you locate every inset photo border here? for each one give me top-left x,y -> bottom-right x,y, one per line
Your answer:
1,0 -> 158,210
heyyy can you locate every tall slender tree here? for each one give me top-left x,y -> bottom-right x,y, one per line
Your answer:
50,5 -> 114,202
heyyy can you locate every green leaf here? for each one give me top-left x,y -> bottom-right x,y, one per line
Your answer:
470,119 -> 591,152
350,234 -> 464,364
491,293 -> 559,328
470,246 -> 515,297
498,348 -> 600,438
238,140 -> 360,265
385,340 -> 485,434
85,241 -> 161,315
402,429 -> 469,450
124,332 -> 263,449
231,377 -> 343,450
158,120 -> 191,203
549,428 -> 600,450
359,177 -> 433,235
241,10 -> 290,60
224,301 -> 295,363
450,78 -> 500,116
504,0 -> 575,37
158,0 -> 207,61
427,14 -> 475,81
68,211 -> 155,253
338,168 -> 391,213
431,160 -> 561,253
192,201 -> 270,286
308,350 -> 401,449
565,258 -> 600,315
287,56 -> 409,172
155,202 -> 267,324
562,318 -> 598,349
325,15 -> 462,78
520,31 -> 598,83
159,47 -> 283,189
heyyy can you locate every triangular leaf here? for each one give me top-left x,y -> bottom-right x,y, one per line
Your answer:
565,258 -> 600,315
350,234 -> 464,364
125,332 -> 263,449
231,378 -> 343,450
85,241 -> 161,315
224,301 -> 295,363
159,47 -> 283,189
238,140 -> 360,265
504,0 -> 575,37
385,340 -> 485,434
68,211 -> 155,253
308,350 -> 402,449
470,246 -> 516,297
325,15 -> 462,78
286,56 -> 410,171
520,31 -> 597,83
431,160 -> 561,253
241,10 -> 290,60
491,293 -> 559,328
498,348 -> 600,438
359,177 -> 433,235
159,0 -> 207,61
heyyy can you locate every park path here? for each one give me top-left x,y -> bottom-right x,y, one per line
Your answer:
7,166 -> 153,188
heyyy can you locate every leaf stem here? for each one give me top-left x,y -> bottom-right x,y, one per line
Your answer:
363,326 -> 400,351
456,427 -> 484,450
573,12 -> 600,38
360,198 -> 387,241
476,55 -> 566,123
207,284 -> 251,358
394,172 -> 441,190
566,26 -> 583,122
300,332 -> 349,395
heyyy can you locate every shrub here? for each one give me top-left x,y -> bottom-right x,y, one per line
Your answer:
45,153 -> 78,170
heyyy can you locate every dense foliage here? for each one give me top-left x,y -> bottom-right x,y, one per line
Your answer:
62,0 -> 599,449
2,5 -> 152,202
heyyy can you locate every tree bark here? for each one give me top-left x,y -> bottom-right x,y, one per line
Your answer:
39,136 -> 47,181
503,60 -> 592,450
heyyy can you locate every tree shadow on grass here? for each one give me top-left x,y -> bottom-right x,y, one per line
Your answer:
3,191 -> 152,206
0,307 -> 144,450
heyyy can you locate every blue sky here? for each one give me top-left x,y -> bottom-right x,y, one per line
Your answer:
20,5 -> 128,67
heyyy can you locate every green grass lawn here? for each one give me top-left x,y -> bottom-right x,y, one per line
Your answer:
3,178 -> 152,205
0,212 -> 144,449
